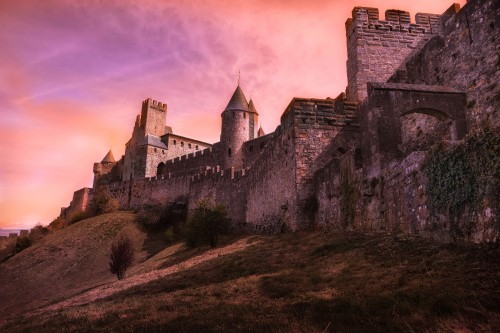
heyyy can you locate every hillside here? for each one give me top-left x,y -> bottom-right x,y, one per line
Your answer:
0,212 -> 499,332
0,211 -> 146,317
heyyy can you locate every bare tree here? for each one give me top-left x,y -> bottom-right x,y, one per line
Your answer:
109,235 -> 134,280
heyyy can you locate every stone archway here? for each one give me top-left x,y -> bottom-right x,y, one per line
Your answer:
157,162 -> 166,177
400,108 -> 452,154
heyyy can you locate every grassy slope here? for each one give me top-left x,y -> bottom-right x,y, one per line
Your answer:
0,213 -> 499,332
0,211 -> 147,317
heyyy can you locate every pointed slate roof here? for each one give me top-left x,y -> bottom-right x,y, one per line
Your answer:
258,126 -> 265,137
224,85 -> 249,112
101,150 -> 115,163
248,99 -> 259,115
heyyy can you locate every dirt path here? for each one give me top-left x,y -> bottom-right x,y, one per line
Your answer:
38,237 -> 258,313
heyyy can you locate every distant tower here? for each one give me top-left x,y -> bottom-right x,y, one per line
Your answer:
93,149 -> 117,188
220,85 -> 255,170
140,98 -> 167,137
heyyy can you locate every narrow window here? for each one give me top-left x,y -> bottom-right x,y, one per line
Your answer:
173,140 -> 177,145
228,148 -> 232,157
181,142 -> 184,147
244,113 -> 246,119
195,145 -> 199,150
188,143 -> 192,149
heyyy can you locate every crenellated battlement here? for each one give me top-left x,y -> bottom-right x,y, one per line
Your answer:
347,7 -> 440,34
142,98 -> 167,112
281,97 -> 358,129
345,6 -> 443,102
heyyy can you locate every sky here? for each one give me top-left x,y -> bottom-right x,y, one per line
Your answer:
0,0 -> 465,229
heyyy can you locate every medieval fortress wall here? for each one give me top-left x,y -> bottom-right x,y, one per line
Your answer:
61,0 -> 499,243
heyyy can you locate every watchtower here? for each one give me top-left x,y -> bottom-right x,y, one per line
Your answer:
140,98 -> 167,137
345,7 -> 440,102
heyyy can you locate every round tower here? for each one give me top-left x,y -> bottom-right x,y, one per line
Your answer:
220,85 -> 254,170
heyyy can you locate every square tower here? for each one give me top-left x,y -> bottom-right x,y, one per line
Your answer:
140,98 -> 167,137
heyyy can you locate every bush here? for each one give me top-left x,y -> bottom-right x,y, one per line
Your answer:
29,224 -> 49,244
109,235 -> 135,280
136,198 -> 188,234
164,227 -> 176,245
90,186 -> 119,216
13,236 -> 32,254
69,211 -> 91,225
184,200 -> 229,248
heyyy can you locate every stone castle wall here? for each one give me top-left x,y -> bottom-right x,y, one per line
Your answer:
389,0 -> 500,130
346,7 -> 439,102
84,0 -> 497,244
60,188 -> 92,223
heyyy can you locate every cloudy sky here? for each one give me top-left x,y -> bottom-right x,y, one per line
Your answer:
0,0 -> 464,229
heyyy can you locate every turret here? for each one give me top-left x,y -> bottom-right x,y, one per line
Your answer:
220,85 -> 254,170
248,99 -> 259,140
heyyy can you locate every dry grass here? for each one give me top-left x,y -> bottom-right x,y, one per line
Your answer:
0,214 -> 499,332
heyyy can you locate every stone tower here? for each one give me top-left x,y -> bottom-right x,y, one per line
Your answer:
140,98 -> 167,137
345,7 -> 440,102
220,85 -> 255,170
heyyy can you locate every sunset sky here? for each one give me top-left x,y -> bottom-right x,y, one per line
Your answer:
0,0 -> 465,229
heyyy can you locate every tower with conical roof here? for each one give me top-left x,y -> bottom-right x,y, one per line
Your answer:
220,85 -> 256,170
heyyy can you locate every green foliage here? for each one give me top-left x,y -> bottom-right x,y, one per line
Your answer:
13,236 -> 32,254
109,235 -> 135,280
89,186 -> 119,217
164,227 -> 175,245
423,128 -> 500,240
184,200 -> 229,248
136,198 -> 187,234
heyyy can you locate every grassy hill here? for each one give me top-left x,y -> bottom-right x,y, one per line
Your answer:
0,212 -> 498,332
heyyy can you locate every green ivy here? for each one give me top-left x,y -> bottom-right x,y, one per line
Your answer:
422,127 -> 500,239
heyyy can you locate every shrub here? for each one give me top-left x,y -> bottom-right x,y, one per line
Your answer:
136,198 -> 188,234
164,227 -> 175,245
13,236 -> 32,254
136,205 -> 165,232
48,216 -> 66,231
109,235 -> 135,280
184,200 -> 229,248
90,186 -> 119,216
29,224 -> 49,244
69,211 -> 91,225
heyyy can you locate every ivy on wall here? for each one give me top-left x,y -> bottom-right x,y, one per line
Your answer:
422,128 -> 500,240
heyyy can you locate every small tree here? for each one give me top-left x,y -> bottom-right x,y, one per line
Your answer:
29,224 -> 49,244
184,200 -> 229,248
109,235 -> 134,280
13,236 -> 32,254
90,186 -> 119,216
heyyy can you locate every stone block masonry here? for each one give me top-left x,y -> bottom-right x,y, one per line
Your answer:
346,7 -> 440,102
389,0 -> 500,131
70,0 -> 497,245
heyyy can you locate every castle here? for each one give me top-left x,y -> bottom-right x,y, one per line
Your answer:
61,0 -> 499,243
